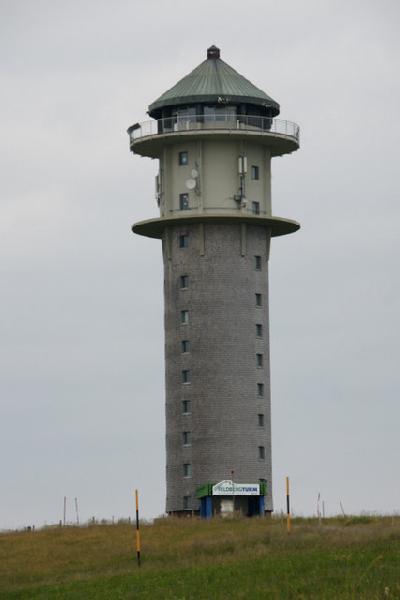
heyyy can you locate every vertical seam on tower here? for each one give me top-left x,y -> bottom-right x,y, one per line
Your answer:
165,228 -> 172,260
199,223 -> 205,256
266,227 -> 271,262
240,223 -> 247,256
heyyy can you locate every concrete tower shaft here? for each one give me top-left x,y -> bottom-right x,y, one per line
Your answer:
128,46 -> 300,516
164,222 -> 273,512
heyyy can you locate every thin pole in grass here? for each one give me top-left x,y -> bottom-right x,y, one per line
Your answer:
317,492 -> 322,526
63,496 -> 67,526
135,490 -> 141,567
75,497 -> 80,525
231,470 -> 235,513
286,477 -> 291,533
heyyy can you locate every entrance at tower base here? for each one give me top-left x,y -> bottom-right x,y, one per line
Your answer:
197,480 -> 267,519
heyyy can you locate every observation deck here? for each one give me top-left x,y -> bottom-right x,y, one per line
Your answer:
128,115 -> 300,159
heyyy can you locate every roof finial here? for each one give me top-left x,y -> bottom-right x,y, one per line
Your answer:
207,45 -> 220,60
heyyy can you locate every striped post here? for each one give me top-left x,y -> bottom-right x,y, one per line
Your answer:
286,477 -> 291,533
135,490 -> 141,567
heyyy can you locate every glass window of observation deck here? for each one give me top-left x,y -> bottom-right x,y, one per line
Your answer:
204,106 -> 236,121
174,107 -> 196,124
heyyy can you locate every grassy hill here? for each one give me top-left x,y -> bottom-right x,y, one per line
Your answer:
1,516 -> 399,599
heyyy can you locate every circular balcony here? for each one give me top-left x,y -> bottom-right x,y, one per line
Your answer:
132,212 -> 300,239
128,115 -> 300,158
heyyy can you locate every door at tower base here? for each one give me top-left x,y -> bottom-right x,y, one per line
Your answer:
220,498 -> 234,517
199,494 -> 265,518
212,480 -> 260,496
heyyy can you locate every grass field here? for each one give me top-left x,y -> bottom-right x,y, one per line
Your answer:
1,516 -> 399,599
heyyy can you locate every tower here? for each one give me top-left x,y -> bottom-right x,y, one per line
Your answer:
128,46 -> 299,517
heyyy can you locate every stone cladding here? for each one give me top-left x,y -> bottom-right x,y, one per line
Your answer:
163,221 -> 273,512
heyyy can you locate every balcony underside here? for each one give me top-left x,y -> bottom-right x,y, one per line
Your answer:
131,129 -> 299,159
132,213 -> 300,239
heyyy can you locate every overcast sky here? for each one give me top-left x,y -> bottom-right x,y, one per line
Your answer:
1,0 -> 399,529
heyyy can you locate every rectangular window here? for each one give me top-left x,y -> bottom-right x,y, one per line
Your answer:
256,353 -> 263,367
183,463 -> 192,478
179,234 -> 189,248
258,414 -> 265,427
257,383 -> 264,397
179,151 -> 188,166
183,495 -> 191,510
181,310 -> 189,324
256,323 -> 263,337
252,201 -> 260,215
258,446 -> 265,460
251,165 -> 259,180
181,340 -> 190,353
179,193 -> 190,210
182,369 -> 191,384
182,400 -> 191,414
180,275 -> 189,289
255,255 -> 262,271
182,431 -> 192,446
255,293 -> 262,307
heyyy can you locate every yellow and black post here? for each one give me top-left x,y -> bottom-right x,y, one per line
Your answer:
286,477 -> 291,533
135,489 -> 141,567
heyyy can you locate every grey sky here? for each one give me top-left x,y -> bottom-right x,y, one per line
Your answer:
1,0 -> 399,528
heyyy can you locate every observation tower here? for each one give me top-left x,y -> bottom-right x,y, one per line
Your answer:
128,46 -> 300,517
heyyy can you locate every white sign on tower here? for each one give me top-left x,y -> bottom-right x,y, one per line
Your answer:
212,480 -> 260,496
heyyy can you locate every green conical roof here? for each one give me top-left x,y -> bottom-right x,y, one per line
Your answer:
148,46 -> 280,118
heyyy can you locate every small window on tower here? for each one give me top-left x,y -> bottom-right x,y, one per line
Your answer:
251,165 -> 259,180
255,293 -> 262,307
179,193 -> 190,210
256,323 -> 263,337
181,310 -> 189,324
256,353 -> 263,368
182,431 -> 192,446
180,275 -> 189,289
183,495 -> 191,509
181,340 -> 190,353
182,400 -> 191,414
183,463 -> 192,478
258,446 -> 265,460
252,201 -> 260,215
179,233 -> 189,248
255,255 -> 262,271
257,383 -> 264,397
258,414 -> 265,427
179,151 -> 188,166
182,369 -> 191,384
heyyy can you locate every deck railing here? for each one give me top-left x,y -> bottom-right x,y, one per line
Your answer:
128,116 -> 300,145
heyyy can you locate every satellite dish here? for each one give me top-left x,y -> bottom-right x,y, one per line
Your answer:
191,168 -> 199,179
185,178 -> 196,190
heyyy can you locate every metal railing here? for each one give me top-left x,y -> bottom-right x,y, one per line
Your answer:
166,205 -> 269,216
128,115 -> 300,145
